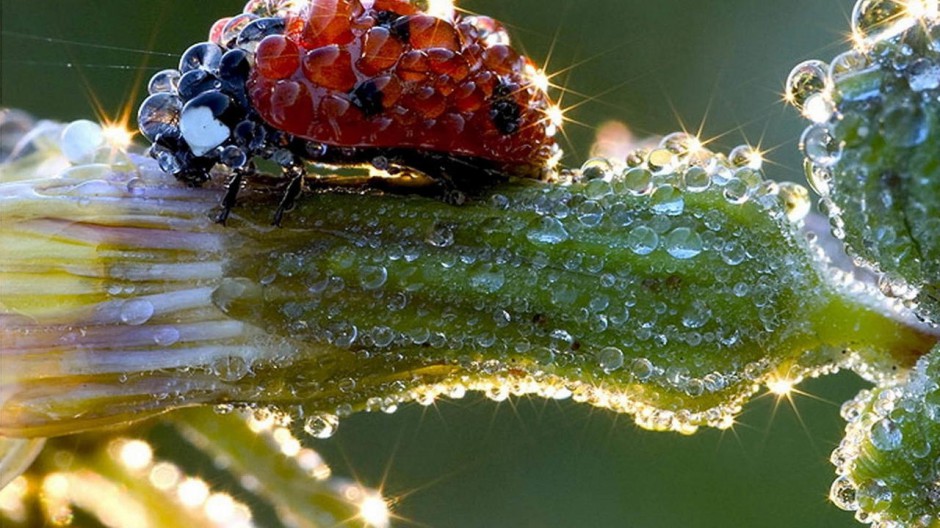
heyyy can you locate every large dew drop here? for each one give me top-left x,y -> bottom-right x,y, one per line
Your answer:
786,60 -> 829,109
851,0 -> 915,44
304,413 -> 340,439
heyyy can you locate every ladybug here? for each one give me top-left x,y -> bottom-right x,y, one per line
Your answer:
138,0 -> 562,224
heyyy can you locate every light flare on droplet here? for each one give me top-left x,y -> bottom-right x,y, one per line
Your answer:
359,493 -> 391,528
116,439 -> 153,471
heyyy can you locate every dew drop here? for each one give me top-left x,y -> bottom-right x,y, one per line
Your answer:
470,263 -> 506,293
869,418 -> 903,451
908,58 -> 940,91
802,92 -> 835,123
664,227 -> 704,259
800,124 -> 843,167
60,120 -> 105,164
212,355 -> 249,382
580,157 -> 614,181
597,346 -> 625,373
620,167 -> 653,196
120,299 -> 155,326
148,69 -> 182,95
778,182 -> 812,222
577,200 -> 605,227
728,145 -> 762,170
304,413 -> 340,439
682,166 -> 711,192
650,185 -> 684,216
631,358 -> 654,380
682,300 -> 712,329
212,278 -> 264,318
426,223 -> 455,248
153,327 -> 181,346
830,476 -> 859,511
786,60 -> 829,109
532,346 -> 555,366
851,0 -> 912,45
627,225 -> 659,255
723,178 -> 751,204
829,50 -> 870,81
527,216 -> 569,245
359,265 -> 388,290
880,104 -> 928,147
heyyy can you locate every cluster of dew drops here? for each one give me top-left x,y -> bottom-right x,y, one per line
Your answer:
830,354 -> 940,527
242,128 -> 822,440
785,0 -> 940,303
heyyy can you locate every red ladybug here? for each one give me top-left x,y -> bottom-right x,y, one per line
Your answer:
138,0 -> 561,224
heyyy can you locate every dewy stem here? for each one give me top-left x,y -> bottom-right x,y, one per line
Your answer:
1,125 -> 936,440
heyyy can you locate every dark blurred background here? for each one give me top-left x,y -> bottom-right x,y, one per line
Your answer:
1,1 -> 866,526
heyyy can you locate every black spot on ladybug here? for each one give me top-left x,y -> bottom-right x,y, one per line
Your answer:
351,80 -> 385,117
490,81 -> 522,134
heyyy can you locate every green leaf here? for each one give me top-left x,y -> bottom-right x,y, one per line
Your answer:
830,343 -> 940,527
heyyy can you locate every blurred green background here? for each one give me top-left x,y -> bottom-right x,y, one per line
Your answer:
1,1 -> 867,526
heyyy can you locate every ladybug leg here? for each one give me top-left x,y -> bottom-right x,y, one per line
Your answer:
273,162 -> 306,226
216,167 -> 248,225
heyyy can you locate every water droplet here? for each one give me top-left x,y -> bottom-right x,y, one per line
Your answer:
304,413 -> 340,439
212,278 -> 264,318
470,263 -> 506,293
212,355 -> 249,382
620,167 -> 653,196
786,60 -> 829,109
577,200 -> 605,227
830,476 -> 859,511
148,69 -> 181,94
682,300 -> 712,328
857,479 -> 893,512
659,132 -> 700,160
580,157 -> 614,181
682,166 -> 711,192
60,120 -> 105,164
426,223 -> 455,248
800,124 -> 843,167
372,326 -> 396,347
328,322 -> 358,348
584,179 -> 613,200
631,358 -> 654,380
359,265 -> 388,290
650,185 -> 684,216
723,178 -> 751,204
664,227 -> 704,259
597,346 -> 624,373
852,0 -> 913,45
720,241 -> 747,266
138,93 -> 183,143
802,92 -> 835,123
881,104 -> 928,147
120,299 -> 155,326
908,58 -> 940,91
729,145 -> 762,170
869,418 -> 903,450
627,225 -> 659,255
532,346 -> 555,366
153,327 -> 181,346
778,182 -> 811,222
179,42 -> 224,73
220,145 -> 248,168
646,148 -> 676,174
527,216 -> 569,245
